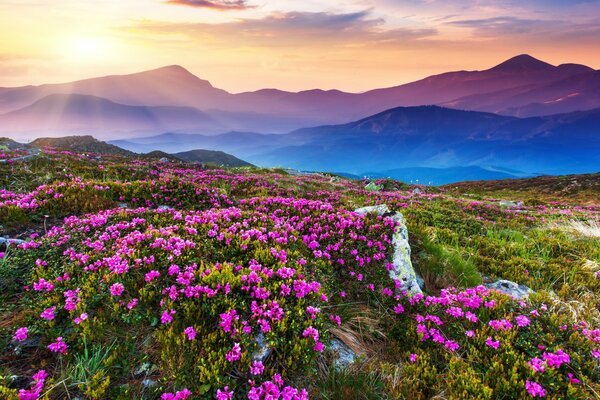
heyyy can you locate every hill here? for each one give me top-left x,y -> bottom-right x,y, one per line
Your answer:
446,171 -> 600,205
174,149 -> 253,167
31,135 -> 135,156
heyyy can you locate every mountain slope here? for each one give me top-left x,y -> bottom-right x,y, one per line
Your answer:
31,135 -> 135,156
0,65 -> 228,113
0,94 -> 224,137
174,149 -> 253,167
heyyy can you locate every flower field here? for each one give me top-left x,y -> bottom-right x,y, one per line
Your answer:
0,150 -> 598,399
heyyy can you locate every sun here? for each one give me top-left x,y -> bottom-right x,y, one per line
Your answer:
67,36 -> 110,62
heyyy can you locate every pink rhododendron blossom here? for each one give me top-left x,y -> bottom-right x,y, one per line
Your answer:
14,327 -> 28,342
48,337 -> 68,354
110,282 -> 125,296
525,380 -> 546,397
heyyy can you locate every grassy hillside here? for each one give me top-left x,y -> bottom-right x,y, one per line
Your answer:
31,135 -> 135,157
0,150 -> 598,399
446,172 -> 600,205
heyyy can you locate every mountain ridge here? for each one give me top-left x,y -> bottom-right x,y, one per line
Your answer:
1,54 -> 599,136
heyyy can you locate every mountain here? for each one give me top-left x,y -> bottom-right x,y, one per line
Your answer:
31,135 -> 135,156
0,94 -> 224,138
444,70 -> 600,117
111,105 -> 600,181
0,65 -> 227,113
1,55 -> 598,138
174,149 -> 253,167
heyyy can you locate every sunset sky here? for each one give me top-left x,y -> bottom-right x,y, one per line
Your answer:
1,0 -> 599,92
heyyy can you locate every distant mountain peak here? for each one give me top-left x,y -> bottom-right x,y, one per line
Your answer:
489,54 -> 555,72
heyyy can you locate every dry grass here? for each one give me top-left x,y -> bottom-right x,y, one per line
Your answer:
551,219 -> 600,238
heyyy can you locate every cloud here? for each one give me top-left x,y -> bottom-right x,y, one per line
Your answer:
447,15 -> 600,45
164,0 -> 252,10
131,10 -> 438,48
448,16 -> 545,36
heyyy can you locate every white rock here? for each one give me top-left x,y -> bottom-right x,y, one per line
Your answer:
354,205 -> 422,296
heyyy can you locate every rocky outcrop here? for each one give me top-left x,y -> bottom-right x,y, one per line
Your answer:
486,279 -> 533,299
354,205 -> 422,296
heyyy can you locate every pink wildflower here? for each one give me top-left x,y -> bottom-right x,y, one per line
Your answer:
14,327 -> 28,342
525,380 -> 546,397
250,360 -> 265,375
184,326 -> 196,341
216,386 -> 234,400
485,337 -> 500,349
48,337 -> 68,354
109,282 -> 124,296
40,306 -> 56,320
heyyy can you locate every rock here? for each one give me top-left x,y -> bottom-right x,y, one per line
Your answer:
354,205 -> 422,296
157,205 -> 174,210
0,237 -> 25,250
118,203 -> 128,209
142,379 -> 157,388
159,157 -> 169,163
364,182 -> 383,191
498,200 -> 523,208
329,338 -> 356,370
413,188 -> 422,194
253,332 -> 271,362
486,279 -> 533,299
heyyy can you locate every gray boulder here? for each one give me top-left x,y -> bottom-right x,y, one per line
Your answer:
486,279 -> 533,299
329,338 -> 357,370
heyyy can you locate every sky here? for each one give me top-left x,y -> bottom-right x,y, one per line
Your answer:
0,0 -> 599,92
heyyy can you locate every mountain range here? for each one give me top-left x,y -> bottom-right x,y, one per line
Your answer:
1,54 -> 599,138
111,104 -> 600,183
2,54 -> 599,183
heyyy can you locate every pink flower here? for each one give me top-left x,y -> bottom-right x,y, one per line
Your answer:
74,313 -> 88,325
567,373 -> 580,384
161,309 -> 176,324
485,337 -> 500,349
216,386 -> 233,400
525,380 -> 546,397
528,358 -> 545,373
515,315 -> 531,327
48,337 -> 68,354
184,326 -> 196,341
314,341 -> 324,352
250,360 -> 264,375
409,353 -> 418,363
226,343 -> 241,362
393,303 -> 405,314
127,298 -> 138,310
40,306 -> 56,320
445,340 -> 460,351
109,282 -> 125,296
13,327 -> 28,342
161,388 -> 192,400
145,270 -> 160,282
465,330 -> 475,338
18,370 -> 47,400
